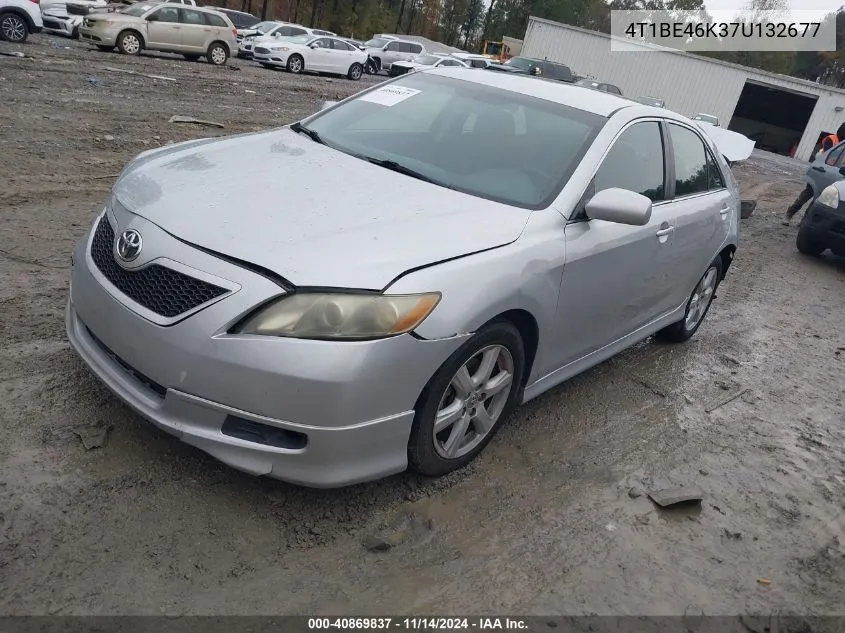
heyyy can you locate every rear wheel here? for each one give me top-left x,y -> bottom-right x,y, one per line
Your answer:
656,258 -> 723,343
347,62 -> 363,80
408,321 -> 525,477
287,53 -> 303,73
207,42 -> 228,66
116,30 -> 142,55
0,12 -> 29,42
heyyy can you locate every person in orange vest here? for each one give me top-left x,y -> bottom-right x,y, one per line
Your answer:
784,122 -> 845,225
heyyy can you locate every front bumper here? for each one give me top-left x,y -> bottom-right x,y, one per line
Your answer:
253,49 -> 289,66
42,11 -> 82,37
804,202 -> 845,251
79,26 -> 115,46
237,42 -> 255,58
66,209 -> 465,487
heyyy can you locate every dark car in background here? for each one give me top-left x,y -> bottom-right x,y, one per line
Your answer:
485,56 -> 573,83
216,8 -> 259,29
796,179 -> 845,258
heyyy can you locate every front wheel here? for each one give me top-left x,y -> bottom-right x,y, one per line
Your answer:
656,258 -> 723,343
286,53 -> 303,73
408,321 -> 525,477
116,30 -> 142,55
206,42 -> 228,66
0,12 -> 29,42
347,62 -> 363,80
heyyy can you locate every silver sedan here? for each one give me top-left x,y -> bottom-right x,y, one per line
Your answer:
66,68 -> 740,487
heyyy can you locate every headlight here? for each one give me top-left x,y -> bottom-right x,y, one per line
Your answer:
237,292 -> 440,340
271,46 -> 289,51
818,184 -> 839,208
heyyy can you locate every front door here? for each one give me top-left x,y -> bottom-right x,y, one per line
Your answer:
307,38 -> 335,72
178,8 -> 210,53
145,5 -> 181,49
553,120 -> 676,368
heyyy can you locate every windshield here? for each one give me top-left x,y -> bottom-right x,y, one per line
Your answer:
504,57 -> 535,70
364,37 -> 390,48
412,55 -> 441,65
283,34 -> 312,45
253,21 -> 276,33
122,3 -> 154,16
302,73 -> 604,209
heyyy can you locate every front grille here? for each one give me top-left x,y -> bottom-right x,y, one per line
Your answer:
86,326 -> 168,398
90,215 -> 227,318
254,46 -> 270,54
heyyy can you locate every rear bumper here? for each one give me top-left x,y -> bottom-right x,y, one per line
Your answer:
803,203 -> 845,250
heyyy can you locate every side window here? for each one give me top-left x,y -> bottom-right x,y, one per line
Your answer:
470,59 -> 486,68
152,7 -> 179,22
275,26 -> 292,36
594,122 -> 665,202
439,59 -> 460,66
824,144 -> 845,166
385,41 -> 402,51
312,38 -> 332,48
669,123 -> 710,197
204,13 -> 227,27
290,27 -> 307,36
409,43 -> 423,54
180,9 -> 205,25
706,152 -> 725,190
332,39 -> 351,50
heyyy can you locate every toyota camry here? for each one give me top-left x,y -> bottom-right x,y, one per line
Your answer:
66,68 -> 740,487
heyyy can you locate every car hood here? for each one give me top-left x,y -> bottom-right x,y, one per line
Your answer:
84,12 -> 141,23
112,128 -> 531,290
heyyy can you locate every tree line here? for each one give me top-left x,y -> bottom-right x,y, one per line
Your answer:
210,0 -> 845,88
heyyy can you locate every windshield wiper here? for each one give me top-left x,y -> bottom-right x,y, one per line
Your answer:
290,121 -> 325,145
363,157 -> 453,188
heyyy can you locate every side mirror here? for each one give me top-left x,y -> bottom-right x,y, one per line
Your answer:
382,44 -> 390,50
584,188 -> 652,226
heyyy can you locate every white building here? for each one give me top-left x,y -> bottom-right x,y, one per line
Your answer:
521,16 -> 845,161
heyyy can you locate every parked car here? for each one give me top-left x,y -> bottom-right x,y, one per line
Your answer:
214,7 -> 257,29
79,3 -> 238,65
0,0 -> 43,42
239,22 -> 333,59
236,19 -> 281,55
636,96 -> 665,108
452,52 -> 494,68
573,78 -> 622,95
66,67 -> 739,488
692,113 -> 720,126
253,33 -> 367,79
234,18 -> 276,44
485,56 -> 573,82
799,138 -> 845,205
795,179 -> 845,257
388,53 -> 467,76
365,36 -> 424,72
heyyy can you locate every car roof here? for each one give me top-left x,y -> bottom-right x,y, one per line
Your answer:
422,67 -> 668,118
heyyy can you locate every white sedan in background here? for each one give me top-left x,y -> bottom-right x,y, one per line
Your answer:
253,34 -> 368,79
388,53 -> 468,76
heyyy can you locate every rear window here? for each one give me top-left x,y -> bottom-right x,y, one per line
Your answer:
304,73 -> 605,209
204,12 -> 228,27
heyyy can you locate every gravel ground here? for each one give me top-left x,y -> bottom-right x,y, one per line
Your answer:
1,34 -> 844,617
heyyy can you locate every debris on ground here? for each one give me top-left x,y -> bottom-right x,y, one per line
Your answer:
628,486 -> 644,499
72,421 -> 114,450
100,66 -> 176,82
723,528 -> 743,540
706,388 -> 751,413
647,486 -> 704,508
757,578 -> 771,585
1,51 -> 30,58
168,115 -> 224,128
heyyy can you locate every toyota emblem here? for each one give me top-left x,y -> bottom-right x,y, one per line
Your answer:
116,229 -> 143,262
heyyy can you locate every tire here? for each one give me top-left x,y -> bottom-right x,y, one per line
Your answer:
796,226 -> 825,256
408,320 -> 525,477
71,26 -> 80,39
207,42 -> 228,66
116,30 -> 142,55
286,53 -> 303,73
97,45 -> 113,51
183,53 -> 201,62
0,12 -> 29,43
656,257 -> 723,343
364,59 -> 377,74
347,62 -> 363,80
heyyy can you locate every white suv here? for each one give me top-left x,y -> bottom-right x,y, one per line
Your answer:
0,0 -> 43,42
365,37 -> 424,72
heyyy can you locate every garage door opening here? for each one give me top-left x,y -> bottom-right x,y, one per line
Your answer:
728,80 -> 817,156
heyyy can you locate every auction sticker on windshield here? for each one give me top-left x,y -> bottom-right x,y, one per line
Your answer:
357,86 -> 421,106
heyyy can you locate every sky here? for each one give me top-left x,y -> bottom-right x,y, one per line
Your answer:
702,0 -> 842,22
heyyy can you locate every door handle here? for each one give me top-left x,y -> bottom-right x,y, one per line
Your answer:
719,205 -> 730,218
655,227 -> 674,237
812,166 -> 825,172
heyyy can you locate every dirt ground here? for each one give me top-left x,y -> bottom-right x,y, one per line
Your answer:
1,34 -> 844,618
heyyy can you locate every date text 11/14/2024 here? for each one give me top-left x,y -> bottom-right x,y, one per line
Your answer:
308,618 -> 529,630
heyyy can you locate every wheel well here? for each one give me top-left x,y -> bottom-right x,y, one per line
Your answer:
0,8 -> 35,30
489,309 -> 539,388
210,40 -> 229,54
118,28 -> 145,46
718,245 -> 736,281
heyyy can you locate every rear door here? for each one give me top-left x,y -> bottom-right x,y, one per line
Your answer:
178,8 -> 209,52
662,121 -> 734,305
145,5 -> 182,49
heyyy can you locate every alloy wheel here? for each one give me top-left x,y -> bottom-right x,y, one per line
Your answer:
1,15 -> 26,42
210,46 -> 226,65
121,33 -> 140,54
685,266 -> 718,331
433,345 -> 514,459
